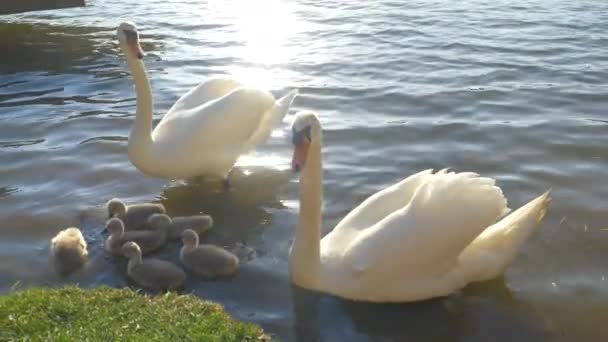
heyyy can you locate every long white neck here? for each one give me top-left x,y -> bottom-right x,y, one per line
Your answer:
289,138 -> 322,289
124,51 -> 154,163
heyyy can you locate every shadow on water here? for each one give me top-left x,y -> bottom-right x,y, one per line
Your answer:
0,22 -> 107,75
0,22 -> 162,76
157,168 -> 291,245
288,277 -> 554,342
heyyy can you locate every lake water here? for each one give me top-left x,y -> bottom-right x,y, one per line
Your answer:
1,0 -> 607,340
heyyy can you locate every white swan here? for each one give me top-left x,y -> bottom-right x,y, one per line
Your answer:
116,22 -> 298,181
288,111 -> 552,302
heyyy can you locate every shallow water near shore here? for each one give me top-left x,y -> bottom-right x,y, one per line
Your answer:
1,0 -> 608,340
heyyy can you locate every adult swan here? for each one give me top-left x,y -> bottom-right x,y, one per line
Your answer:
288,111 -> 551,302
116,22 -> 298,182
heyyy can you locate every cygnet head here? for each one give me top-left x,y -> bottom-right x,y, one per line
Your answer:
122,241 -> 142,259
106,198 -> 127,218
181,229 -> 199,248
105,217 -> 125,235
148,213 -> 172,230
291,111 -> 322,172
116,21 -> 145,60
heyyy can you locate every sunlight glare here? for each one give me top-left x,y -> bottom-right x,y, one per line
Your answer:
210,0 -> 299,65
209,0 -> 300,89
235,153 -> 291,170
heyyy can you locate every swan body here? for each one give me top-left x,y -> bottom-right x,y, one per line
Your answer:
122,241 -> 186,291
148,213 -> 214,241
180,229 -> 239,279
117,22 -> 298,180
105,217 -> 166,256
51,227 -> 88,275
288,111 -> 551,302
106,198 -> 166,231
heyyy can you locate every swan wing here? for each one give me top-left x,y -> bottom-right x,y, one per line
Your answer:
332,169 -> 435,234
245,89 -> 298,147
164,77 -> 244,117
458,191 -> 550,282
342,171 -> 510,276
151,88 -> 279,161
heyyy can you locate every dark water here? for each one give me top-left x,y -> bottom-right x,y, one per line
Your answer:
1,0 -> 608,340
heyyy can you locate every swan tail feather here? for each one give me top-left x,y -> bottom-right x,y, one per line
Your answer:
270,89 -> 299,128
247,89 -> 298,147
461,190 -> 551,281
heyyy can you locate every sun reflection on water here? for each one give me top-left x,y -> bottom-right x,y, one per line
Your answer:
208,0 -> 300,89
235,152 -> 291,170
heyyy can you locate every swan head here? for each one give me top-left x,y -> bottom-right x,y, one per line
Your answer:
105,217 -> 125,235
181,229 -> 199,248
122,241 -> 142,258
117,21 -> 145,60
106,198 -> 127,218
291,111 -> 321,172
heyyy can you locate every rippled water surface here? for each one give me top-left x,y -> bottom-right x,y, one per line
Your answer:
1,0 -> 608,340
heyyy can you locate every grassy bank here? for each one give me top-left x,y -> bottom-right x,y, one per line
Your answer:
0,286 -> 269,341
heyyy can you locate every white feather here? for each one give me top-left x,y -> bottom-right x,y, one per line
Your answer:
120,28 -> 297,180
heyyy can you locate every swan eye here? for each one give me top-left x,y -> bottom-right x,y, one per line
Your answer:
292,126 -> 312,146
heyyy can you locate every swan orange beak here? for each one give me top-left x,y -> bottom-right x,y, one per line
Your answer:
292,138 -> 310,173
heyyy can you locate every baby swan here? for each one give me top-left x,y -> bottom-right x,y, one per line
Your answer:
180,229 -> 239,279
105,217 -> 166,256
106,198 -> 165,230
122,241 -> 186,292
51,227 -> 88,275
148,213 -> 213,241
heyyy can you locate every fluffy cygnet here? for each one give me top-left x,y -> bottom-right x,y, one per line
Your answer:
104,217 -> 166,256
147,213 -> 213,241
106,198 -> 165,230
51,227 -> 88,275
180,229 -> 239,279
122,241 -> 186,292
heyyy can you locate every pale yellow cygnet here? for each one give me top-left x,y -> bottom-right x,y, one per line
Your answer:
51,227 -> 88,275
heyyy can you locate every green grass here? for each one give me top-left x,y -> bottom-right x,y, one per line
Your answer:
0,286 -> 270,341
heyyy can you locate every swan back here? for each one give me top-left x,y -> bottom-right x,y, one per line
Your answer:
153,88 -> 275,144
147,88 -> 297,178
326,169 -> 434,251
340,170 -> 509,278
165,78 -> 244,115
